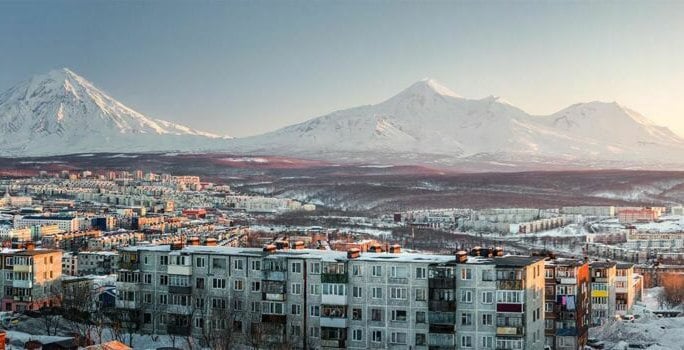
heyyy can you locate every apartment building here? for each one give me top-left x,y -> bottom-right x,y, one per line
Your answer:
588,262 -> 616,326
77,251 -> 119,276
0,244 -> 63,311
544,259 -> 590,350
115,244 -> 546,350
615,263 -> 636,315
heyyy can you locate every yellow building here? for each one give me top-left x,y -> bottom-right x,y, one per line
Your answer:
0,244 -> 63,312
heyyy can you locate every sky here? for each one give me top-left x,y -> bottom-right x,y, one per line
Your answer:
1,0 -> 684,138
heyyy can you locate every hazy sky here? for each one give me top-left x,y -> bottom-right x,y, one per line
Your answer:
1,0 -> 684,137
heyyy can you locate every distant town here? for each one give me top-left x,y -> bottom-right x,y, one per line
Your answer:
0,169 -> 681,349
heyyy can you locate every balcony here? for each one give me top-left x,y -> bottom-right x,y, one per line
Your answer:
119,261 -> 139,270
262,314 -> 287,324
168,285 -> 192,294
321,339 -> 346,348
496,326 -> 524,336
592,277 -> 608,283
388,276 -> 409,284
428,300 -> 456,312
321,273 -> 348,284
167,325 -> 191,336
13,295 -> 32,302
263,293 -> 286,301
321,294 -> 347,305
428,333 -> 454,347
167,305 -> 193,315
262,270 -> 287,281
429,324 -> 455,334
320,317 -> 348,328
168,265 -> 192,275
497,304 -> 523,313
12,280 -> 32,289
428,312 -> 456,326
556,327 -> 578,336
497,280 -> 524,290
428,278 -> 455,289
115,300 -> 138,309
557,277 -> 577,285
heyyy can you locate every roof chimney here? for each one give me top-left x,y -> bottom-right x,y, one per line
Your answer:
293,241 -> 305,250
368,244 -> 383,253
187,237 -> 200,246
204,238 -> 217,246
25,241 -> 35,251
347,248 -> 361,259
389,244 -> 401,254
263,244 -> 277,254
470,246 -> 481,257
456,250 -> 468,263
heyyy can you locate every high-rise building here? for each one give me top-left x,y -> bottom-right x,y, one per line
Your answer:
588,262 -> 616,326
544,258 -> 590,350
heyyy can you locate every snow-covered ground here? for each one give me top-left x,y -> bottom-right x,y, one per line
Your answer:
591,288 -> 684,350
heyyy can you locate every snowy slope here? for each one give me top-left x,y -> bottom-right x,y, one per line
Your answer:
0,68 -> 229,156
231,79 -> 684,166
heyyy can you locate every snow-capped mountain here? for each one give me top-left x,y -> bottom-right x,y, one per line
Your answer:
0,68 -> 228,156
231,78 -> 684,167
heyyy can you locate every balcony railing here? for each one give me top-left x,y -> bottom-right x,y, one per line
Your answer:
168,285 -> 192,294
320,317 -> 349,328
496,326 -> 525,336
428,278 -> 455,289
167,324 -> 191,336
556,327 -> 578,336
428,312 -> 456,325
428,300 -> 456,312
262,314 -> 287,324
321,339 -> 346,348
321,273 -> 348,283
262,270 -> 287,281
429,324 -> 455,334
119,261 -> 139,270
497,280 -> 524,290
263,293 -> 286,301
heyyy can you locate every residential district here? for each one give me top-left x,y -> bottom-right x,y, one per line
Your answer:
0,171 -> 681,350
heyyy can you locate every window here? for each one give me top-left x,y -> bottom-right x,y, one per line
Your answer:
233,259 -> 244,271
391,309 -> 407,322
251,281 -> 261,292
195,257 -> 205,268
372,265 -> 383,277
196,298 -> 205,308
545,302 -> 554,312
233,299 -> 243,311
481,336 -> 494,349
461,312 -> 472,326
391,332 -> 407,344
322,283 -> 346,296
496,291 -> 522,303
482,270 -> 494,281
212,258 -> 226,269
353,286 -> 363,298
461,335 -> 473,348
251,260 -> 261,271
390,287 -> 407,300
310,305 -> 320,316
291,283 -> 302,295
144,313 -> 152,324
482,291 -> 494,304
390,266 -> 408,278
545,268 -> 554,278
416,311 -> 426,323
212,298 -> 227,309
416,267 -> 427,279
251,301 -> 260,313
158,294 -> 167,304
416,333 -> 426,346
310,262 -> 321,274
143,293 -> 152,304
352,308 -> 362,320
233,279 -> 243,291
460,289 -> 473,303
372,330 -> 383,342
143,273 -> 152,284
371,308 -> 383,321
291,262 -> 302,273
310,327 -> 320,338
159,275 -> 168,286
291,304 -> 301,315
353,329 -> 363,341
196,277 -> 205,289
482,313 -> 493,326
262,302 -> 285,315
309,284 -> 320,295
461,268 -> 472,280
416,288 -> 426,301
159,256 -> 168,266
212,278 -> 226,289
372,287 -> 383,299
352,265 -> 362,276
